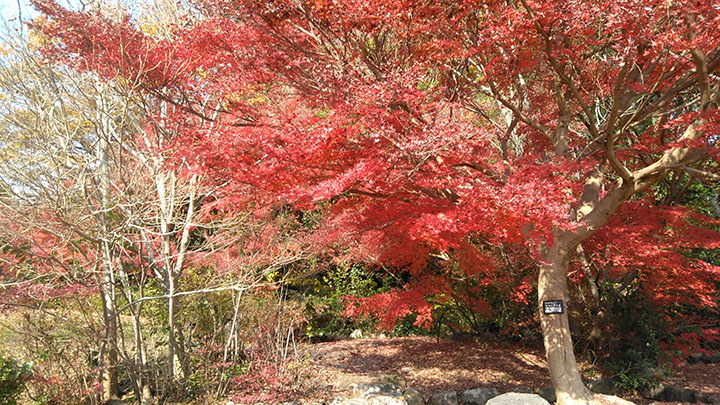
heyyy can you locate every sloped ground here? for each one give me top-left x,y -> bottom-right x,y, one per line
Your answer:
301,336 -> 720,404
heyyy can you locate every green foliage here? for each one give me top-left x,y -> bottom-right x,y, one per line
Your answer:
576,286 -> 672,392
472,282 -> 540,340
678,181 -> 720,218
389,314 -> 431,337
0,354 -> 32,404
685,247 -> 720,266
614,369 -> 654,392
303,263 -> 395,338
327,263 -> 385,297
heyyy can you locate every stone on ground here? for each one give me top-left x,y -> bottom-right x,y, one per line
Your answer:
331,396 -> 408,405
462,387 -> 500,405
585,377 -> 617,395
403,388 -> 424,405
353,382 -> 402,397
485,393 -> 550,405
429,390 -> 458,405
535,387 -> 556,404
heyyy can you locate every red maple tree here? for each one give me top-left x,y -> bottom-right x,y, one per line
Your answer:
31,0 -> 720,403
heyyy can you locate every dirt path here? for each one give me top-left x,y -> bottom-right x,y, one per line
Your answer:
301,336 -> 720,404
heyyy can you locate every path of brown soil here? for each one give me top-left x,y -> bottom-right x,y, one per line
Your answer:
301,336 -> 720,405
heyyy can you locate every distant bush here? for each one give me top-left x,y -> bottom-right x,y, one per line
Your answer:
303,263 -> 393,339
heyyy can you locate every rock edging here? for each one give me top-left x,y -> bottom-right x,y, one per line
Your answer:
329,377 -> 720,405
329,382 -> 626,405
639,382 -> 720,404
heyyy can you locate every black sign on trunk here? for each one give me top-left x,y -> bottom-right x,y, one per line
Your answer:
543,300 -> 564,314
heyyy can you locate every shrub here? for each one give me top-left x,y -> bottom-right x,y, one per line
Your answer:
572,283 -> 673,391
3,307 -> 98,404
0,354 -> 32,405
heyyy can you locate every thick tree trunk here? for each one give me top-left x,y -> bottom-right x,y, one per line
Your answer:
539,243 -> 595,405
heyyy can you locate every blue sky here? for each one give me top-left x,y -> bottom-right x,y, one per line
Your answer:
0,0 -> 139,26
0,0 -> 35,27
0,0 -> 85,26
0,0 -> 24,21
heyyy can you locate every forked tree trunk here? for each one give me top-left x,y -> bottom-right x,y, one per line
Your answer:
118,260 -> 154,404
538,243 -> 595,405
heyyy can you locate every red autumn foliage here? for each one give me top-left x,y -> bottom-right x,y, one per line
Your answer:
28,0 -> 720,398
582,202 -> 720,309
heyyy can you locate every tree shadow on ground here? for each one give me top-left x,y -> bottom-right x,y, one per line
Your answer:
310,336 -> 555,396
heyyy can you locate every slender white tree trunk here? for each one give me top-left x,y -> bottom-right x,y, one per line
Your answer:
99,256 -> 119,401
97,87 -> 119,401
